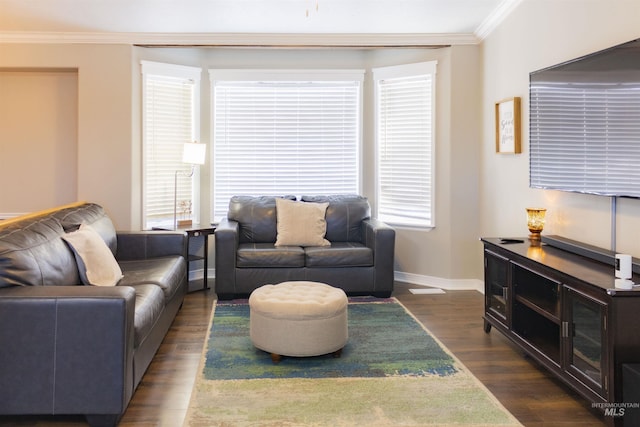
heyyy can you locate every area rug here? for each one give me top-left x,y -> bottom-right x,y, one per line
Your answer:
183,298 -> 521,427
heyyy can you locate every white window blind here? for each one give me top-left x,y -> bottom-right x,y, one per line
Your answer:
210,70 -> 363,220
374,61 -> 436,228
530,81 -> 640,196
141,61 -> 201,229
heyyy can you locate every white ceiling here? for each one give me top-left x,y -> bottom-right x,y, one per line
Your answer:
0,0 -> 521,46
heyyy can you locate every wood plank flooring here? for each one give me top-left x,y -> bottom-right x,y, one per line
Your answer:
393,283 -> 606,427
0,281 -> 607,426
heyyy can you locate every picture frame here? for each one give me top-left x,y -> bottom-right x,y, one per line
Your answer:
495,97 -> 522,154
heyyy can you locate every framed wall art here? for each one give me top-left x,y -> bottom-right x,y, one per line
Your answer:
495,97 -> 522,154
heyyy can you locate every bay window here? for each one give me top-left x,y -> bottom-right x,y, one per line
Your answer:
210,69 -> 364,221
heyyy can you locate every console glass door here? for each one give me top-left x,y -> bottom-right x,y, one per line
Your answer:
485,250 -> 509,324
565,286 -> 606,397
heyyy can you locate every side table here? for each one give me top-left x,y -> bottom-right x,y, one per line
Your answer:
152,223 -> 216,291
178,224 -> 216,291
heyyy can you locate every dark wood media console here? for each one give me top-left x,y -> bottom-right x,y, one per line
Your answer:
481,236 -> 640,426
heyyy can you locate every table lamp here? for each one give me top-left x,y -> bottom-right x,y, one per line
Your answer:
174,142 -> 206,229
526,207 -> 546,245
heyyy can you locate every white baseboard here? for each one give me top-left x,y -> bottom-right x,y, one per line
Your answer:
189,269 -> 208,282
200,268 -> 483,294
394,271 -> 484,293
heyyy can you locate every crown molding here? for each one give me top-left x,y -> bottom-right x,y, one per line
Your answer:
0,31 -> 481,47
475,0 -> 523,41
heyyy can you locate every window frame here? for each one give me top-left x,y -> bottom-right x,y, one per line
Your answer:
373,60 -> 437,229
141,60 -> 202,229
209,68 -> 365,221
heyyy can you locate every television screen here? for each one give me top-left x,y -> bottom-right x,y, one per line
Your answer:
529,39 -> 640,198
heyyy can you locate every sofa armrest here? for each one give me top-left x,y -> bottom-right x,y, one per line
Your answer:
115,231 -> 186,261
214,219 -> 239,298
0,285 -> 136,417
362,219 -> 396,294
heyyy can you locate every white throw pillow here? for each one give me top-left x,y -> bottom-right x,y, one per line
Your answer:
62,223 -> 124,286
275,198 -> 330,247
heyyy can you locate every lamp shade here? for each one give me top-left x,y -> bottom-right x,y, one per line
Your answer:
182,142 -> 206,165
526,208 -> 546,232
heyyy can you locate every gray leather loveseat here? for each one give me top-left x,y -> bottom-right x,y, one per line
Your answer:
0,202 -> 187,426
215,195 -> 395,299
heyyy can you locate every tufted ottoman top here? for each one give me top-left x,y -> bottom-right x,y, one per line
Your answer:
249,281 -> 347,320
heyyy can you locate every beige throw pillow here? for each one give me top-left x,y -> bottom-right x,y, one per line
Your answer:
62,223 -> 124,286
275,198 -> 330,247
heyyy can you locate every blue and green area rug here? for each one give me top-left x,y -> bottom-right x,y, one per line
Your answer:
184,298 -> 521,426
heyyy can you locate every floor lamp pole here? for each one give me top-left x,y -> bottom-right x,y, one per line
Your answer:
173,170 -> 179,230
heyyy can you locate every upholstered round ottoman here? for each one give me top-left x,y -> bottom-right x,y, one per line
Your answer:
249,281 -> 348,363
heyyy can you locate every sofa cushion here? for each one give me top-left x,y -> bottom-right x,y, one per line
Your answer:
0,216 -> 80,287
129,284 -> 165,348
53,203 -> 118,256
118,256 -> 186,303
301,195 -> 370,243
228,196 -> 296,244
62,224 -> 124,287
274,198 -> 330,247
237,243 -> 305,268
305,242 -> 373,267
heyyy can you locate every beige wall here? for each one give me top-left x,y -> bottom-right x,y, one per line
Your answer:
6,0 -> 638,286
480,0 -> 640,270
0,44 -> 134,228
0,69 -> 78,214
1,43 -> 483,285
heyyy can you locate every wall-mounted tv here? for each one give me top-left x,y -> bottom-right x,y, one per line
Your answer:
529,38 -> 640,198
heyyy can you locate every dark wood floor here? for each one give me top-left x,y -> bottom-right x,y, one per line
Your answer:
0,281 -> 607,426
394,284 -> 606,427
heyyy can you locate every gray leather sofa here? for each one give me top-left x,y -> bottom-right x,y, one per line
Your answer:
215,195 -> 395,299
0,202 -> 187,427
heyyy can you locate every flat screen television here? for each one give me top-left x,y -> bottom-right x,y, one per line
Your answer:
529,38 -> 640,198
